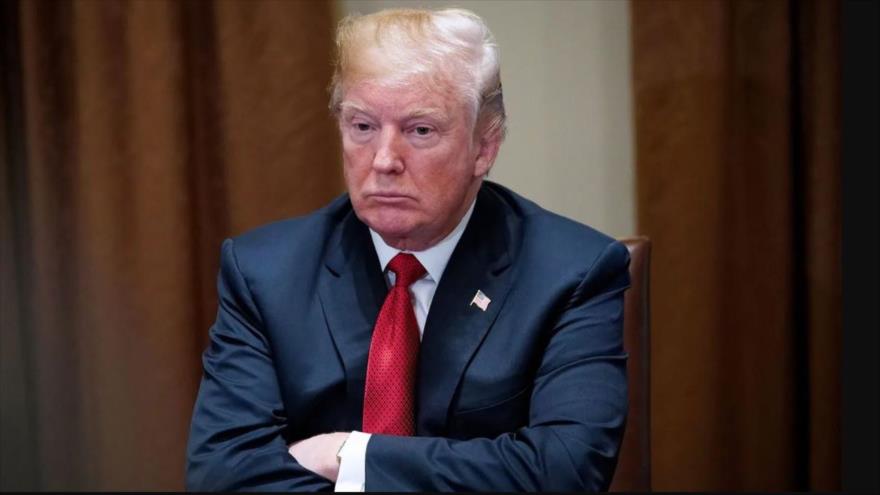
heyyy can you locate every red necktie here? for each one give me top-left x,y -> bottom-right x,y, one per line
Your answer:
362,253 -> 426,436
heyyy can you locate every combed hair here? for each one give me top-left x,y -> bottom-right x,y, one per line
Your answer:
330,8 -> 507,140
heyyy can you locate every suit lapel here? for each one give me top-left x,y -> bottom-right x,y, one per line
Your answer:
416,185 -> 521,434
317,208 -> 388,428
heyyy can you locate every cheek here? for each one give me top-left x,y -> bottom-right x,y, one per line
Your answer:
342,147 -> 371,181
429,149 -> 474,187
416,155 -> 473,209
342,160 -> 364,198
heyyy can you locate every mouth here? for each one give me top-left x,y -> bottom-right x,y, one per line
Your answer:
366,192 -> 414,204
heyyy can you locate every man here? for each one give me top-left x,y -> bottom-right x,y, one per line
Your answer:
186,7 -> 630,492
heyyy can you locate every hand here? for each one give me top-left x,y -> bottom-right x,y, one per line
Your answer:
288,432 -> 350,482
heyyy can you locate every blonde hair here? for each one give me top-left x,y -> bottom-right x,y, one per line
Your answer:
330,8 -> 506,140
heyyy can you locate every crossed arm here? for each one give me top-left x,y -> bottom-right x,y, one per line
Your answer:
186,239 -> 630,491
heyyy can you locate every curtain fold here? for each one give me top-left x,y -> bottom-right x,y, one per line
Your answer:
1,0 -> 342,489
631,0 -> 840,490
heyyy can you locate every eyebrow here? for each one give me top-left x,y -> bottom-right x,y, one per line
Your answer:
405,108 -> 447,122
338,102 -> 449,124
338,102 -> 369,118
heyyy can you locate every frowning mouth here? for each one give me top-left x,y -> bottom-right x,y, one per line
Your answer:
366,193 -> 415,204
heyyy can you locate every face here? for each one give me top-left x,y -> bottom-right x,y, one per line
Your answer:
338,75 -> 499,251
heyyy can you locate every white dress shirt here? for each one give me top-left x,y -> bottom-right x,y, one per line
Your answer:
333,200 -> 476,492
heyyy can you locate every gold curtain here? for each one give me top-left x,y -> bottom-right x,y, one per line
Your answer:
1,0 -> 342,489
631,0 -> 840,490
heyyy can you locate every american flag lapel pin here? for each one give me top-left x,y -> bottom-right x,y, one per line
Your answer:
470,290 -> 491,311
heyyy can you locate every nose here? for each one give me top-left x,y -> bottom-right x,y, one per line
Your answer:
372,127 -> 404,174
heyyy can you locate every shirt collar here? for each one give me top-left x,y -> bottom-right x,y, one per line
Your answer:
369,198 -> 476,284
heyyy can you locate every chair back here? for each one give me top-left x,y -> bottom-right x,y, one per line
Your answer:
609,236 -> 652,491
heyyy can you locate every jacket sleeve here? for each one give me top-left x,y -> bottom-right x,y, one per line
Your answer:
364,240 -> 631,492
185,239 -> 333,491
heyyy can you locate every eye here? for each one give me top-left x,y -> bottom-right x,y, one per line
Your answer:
413,126 -> 433,137
354,122 -> 372,132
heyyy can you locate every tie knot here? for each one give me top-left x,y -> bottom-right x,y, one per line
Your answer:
388,253 -> 426,288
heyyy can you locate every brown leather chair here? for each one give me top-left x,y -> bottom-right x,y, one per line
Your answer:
609,236 -> 652,491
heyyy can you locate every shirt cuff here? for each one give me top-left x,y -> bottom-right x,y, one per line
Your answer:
334,431 -> 371,492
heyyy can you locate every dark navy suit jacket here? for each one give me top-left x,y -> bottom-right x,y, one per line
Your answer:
186,181 -> 630,491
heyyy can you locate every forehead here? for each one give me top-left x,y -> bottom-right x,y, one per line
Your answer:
339,76 -> 468,120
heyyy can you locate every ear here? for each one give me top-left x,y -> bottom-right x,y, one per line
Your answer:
473,130 -> 502,177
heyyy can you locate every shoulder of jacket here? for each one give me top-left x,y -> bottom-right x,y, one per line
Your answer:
226,192 -> 352,259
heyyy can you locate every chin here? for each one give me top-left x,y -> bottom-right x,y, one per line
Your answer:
368,220 -> 418,241
359,207 -> 418,239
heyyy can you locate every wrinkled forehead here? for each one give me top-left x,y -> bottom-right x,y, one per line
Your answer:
339,72 -> 473,123
339,75 -> 469,121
